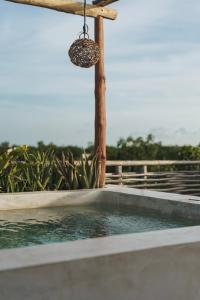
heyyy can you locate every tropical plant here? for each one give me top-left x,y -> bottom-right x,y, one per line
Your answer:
55,151 -> 101,190
0,145 -> 28,192
0,146 -> 101,193
19,148 -> 56,191
55,152 -> 79,190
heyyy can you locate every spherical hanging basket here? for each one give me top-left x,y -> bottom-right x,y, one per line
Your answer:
68,38 -> 100,68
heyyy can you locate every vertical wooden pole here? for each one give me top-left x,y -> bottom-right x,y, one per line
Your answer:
94,16 -> 106,188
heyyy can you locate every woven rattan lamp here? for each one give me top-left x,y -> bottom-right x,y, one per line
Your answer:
68,0 -> 100,68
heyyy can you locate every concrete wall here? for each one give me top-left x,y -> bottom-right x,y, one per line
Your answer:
0,189 -> 102,210
1,226 -> 200,300
101,186 -> 200,220
1,186 -> 200,221
0,187 -> 200,299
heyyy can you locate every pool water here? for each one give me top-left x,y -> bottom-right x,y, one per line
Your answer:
0,203 -> 199,249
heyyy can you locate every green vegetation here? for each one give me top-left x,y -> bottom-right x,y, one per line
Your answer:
105,134 -> 200,161
0,146 -> 100,193
2,134 -> 200,161
1,134 -> 200,193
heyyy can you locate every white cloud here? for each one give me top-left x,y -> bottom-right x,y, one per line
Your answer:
1,0 -> 200,145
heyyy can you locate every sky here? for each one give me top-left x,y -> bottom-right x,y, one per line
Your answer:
1,0 -> 200,146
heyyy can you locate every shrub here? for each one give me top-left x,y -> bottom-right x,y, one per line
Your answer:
0,147 -> 100,193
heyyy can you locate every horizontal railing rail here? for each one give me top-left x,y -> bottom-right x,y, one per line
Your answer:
106,160 -> 200,166
105,160 -> 200,196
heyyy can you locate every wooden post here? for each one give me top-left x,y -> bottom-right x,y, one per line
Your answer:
143,165 -> 148,180
115,165 -> 123,185
94,16 -> 106,188
142,164 -> 147,188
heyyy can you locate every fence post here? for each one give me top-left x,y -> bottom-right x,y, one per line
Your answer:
143,165 -> 148,180
115,165 -> 123,185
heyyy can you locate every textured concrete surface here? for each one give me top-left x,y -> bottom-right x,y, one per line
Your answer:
0,189 -> 102,210
1,227 -> 200,299
0,187 -> 200,299
102,186 -> 200,220
0,186 -> 200,221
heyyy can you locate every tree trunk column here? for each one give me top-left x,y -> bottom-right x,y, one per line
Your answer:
94,16 -> 106,188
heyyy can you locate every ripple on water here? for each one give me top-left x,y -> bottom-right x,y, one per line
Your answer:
0,203 -> 199,250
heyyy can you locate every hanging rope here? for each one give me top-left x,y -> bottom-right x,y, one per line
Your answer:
83,0 -> 89,38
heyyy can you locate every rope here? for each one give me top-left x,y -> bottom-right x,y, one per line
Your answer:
83,0 -> 88,38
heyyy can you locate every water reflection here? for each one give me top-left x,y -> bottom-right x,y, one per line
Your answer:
0,203 -> 199,250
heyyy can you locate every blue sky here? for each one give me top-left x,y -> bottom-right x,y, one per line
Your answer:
1,0 -> 200,146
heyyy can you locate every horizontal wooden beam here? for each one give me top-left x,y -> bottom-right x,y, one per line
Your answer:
106,160 -> 200,166
92,0 -> 119,6
4,0 -> 118,20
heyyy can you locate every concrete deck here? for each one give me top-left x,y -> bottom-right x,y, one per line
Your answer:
0,187 -> 200,299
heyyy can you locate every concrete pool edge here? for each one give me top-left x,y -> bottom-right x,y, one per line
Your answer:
103,186 -> 200,220
0,189 -> 103,210
0,186 -> 200,211
0,225 -> 200,272
1,188 -> 200,299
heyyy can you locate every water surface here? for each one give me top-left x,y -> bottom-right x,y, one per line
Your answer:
0,203 -> 199,249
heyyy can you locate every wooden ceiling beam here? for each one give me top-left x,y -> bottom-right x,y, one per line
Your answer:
4,0 -> 118,20
92,0 -> 119,6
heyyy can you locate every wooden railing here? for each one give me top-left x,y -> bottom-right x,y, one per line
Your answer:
106,160 -> 200,196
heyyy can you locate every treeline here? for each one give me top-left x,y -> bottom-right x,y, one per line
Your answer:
1,134 -> 200,161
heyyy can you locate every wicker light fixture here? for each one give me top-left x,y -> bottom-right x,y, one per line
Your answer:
68,0 -> 100,68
